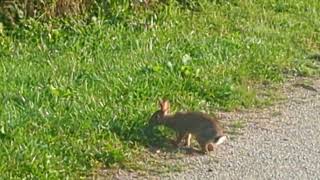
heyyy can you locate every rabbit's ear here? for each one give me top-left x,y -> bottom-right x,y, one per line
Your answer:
160,99 -> 170,113
158,100 -> 163,109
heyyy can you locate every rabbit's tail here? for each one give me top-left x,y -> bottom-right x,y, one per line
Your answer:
215,135 -> 227,145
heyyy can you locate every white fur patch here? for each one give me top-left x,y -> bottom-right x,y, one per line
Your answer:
215,136 -> 227,145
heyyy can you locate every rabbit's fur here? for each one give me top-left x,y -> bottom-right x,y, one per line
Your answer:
149,99 -> 226,153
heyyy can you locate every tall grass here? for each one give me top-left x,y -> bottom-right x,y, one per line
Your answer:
0,0 -> 206,26
0,0 -> 163,25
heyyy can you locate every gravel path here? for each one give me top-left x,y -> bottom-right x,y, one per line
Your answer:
114,78 -> 320,180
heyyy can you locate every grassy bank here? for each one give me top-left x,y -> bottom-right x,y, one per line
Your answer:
0,0 -> 319,178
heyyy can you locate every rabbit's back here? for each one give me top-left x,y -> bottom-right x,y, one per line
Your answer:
166,112 -> 223,138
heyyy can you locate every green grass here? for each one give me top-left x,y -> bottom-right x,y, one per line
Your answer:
1,0 -> 320,178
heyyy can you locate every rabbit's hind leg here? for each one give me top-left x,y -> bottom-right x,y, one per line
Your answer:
199,143 -> 215,154
197,136 -> 214,154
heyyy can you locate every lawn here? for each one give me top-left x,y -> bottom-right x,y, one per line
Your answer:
0,0 -> 319,178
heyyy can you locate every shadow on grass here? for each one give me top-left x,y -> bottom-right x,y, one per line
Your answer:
140,125 -> 204,156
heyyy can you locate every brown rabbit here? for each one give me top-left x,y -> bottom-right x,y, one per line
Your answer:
149,99 -> 226,153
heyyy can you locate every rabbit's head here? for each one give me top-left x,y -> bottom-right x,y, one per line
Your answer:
149,99 -> 170,126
